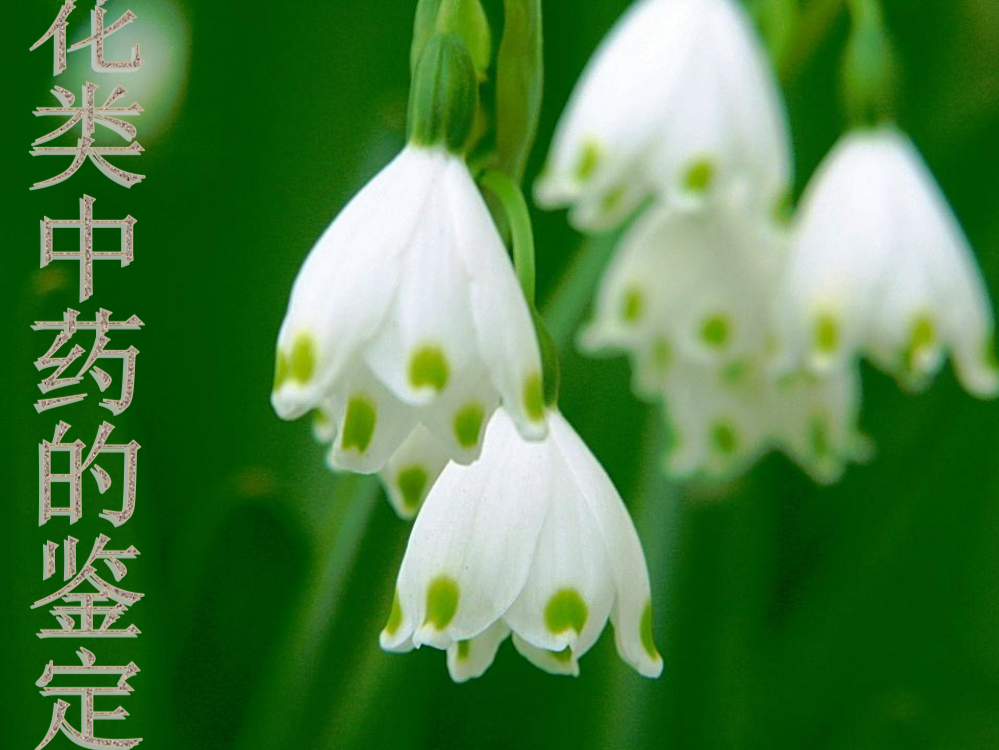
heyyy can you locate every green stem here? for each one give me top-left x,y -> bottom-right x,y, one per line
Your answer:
778,0 -> 845,82
479,168 -> 536,306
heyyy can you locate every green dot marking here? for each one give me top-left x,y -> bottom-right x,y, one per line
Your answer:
814,313 -> 839,355
273,349 -> 289,390
341,395 -> 377,453
810,413 -> 830,459
409,345 -> 450,392
701,314 -> 731,348
601,185 -> 626,215
711,421 -> 739,456
456,640 -> 471,661
453,402 -> 485,449
684,158 -> 715,193
289,333 -> 316,384
396,465 -> 429,512
653,338 -> 672,373
545,589 -> 588,635
425,576 -> 460,630
523,372 -> 544,423
640,600 -> 660,661
551,646 -> 573,664
906,315 -> 936,368
385,590 -> 403,636
621,287 -> 645,324
575,140 -> 602,182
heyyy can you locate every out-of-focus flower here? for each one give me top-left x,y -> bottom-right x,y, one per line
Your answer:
535,0 -> 791,230
777,127 -> 999,398
272,143 -> 547,480
380,408 -> 663,681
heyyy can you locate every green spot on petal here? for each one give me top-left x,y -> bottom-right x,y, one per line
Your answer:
341,395 -> 377,453
711,421 -> 739,456
273,350 -> 289,390
721,359 -> 749,384
906,314 -> 936,369
640,600 -> 660,661
453,402 -> 485,449
425,576 -> 460,630
810,413 -> 831,459
385,590 -> 403,636
456,640 -> 471,661
814,313 -> 840,356
409,345 -> 450,392
700,314 -> 730,348
396,465 -> 429,512
684,158 -> 715,193
523,372 -> 544,423
773,189 -> 793,225
545,589 -> 588,635
551,646 -> 573,664
621,287 -> 645,324
653,338 -> 672,372
601,185 -> 626,215
575,140 -> 601,182
290,333 -> 316,384
985,334 -> 999,372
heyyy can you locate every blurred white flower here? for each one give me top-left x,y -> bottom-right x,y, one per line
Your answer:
380,408 -> 663,681
580,198 -> 786,394
777,128 -> 999,398
535,0 -> 791,230
272,144 -> 547,480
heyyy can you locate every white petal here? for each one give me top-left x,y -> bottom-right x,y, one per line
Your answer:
451,169 -> 547,441
511,633 -> 580,677
388,409 -> 551,651
272,146 -> 430,419
660,360 -> 773,481
417,360 -> 500,465
378,425 -> 453,519
503,446 -> 615,658
324,365 -> 418,475
547,412 -> 663,678
363,151 -> 482,406
446,620 -> 510,683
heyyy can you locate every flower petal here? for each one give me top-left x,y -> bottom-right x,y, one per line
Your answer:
511,633 -> 580,677
446,620 -> 510,683
378,425 -> 453,519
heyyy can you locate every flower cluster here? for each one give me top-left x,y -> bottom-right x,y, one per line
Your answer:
272,15 -> 662,681
538,0 -> 997,484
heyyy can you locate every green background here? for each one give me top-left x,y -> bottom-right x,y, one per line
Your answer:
2,0 -> 998,748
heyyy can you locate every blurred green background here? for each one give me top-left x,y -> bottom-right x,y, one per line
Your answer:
2,0 -> 998,748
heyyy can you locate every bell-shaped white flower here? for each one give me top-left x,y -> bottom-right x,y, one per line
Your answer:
777,127 -> 999,398
380,407 -> 663,681
272,144 -> 548,479
659,360 -> 868,484
535,0 -> 791,230
580,198 -> 787,396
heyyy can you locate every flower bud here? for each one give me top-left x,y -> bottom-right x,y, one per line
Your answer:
408,33 -> 479,154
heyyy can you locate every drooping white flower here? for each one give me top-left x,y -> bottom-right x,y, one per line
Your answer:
272,144 -> 547,482
380,407 -> 663,681
658,359 -> 869,484
535,0 -> 791,230
776,127 -> 999,398
580,198 -> 787,396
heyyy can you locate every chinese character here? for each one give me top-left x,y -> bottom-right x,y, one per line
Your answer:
33,308 -> 142,413
31,83 -> 145,190
39,421 -> 140,526
35,648 -> 142,749
33,534 -> 142,639
30,0 -> 143,77
39,196 -> 136,302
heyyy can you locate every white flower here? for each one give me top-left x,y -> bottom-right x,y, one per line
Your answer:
535,0 -> 791,230
580,198 -> 787,396
380,408 -> 663,681
658,359 -> 869,484
777,127 -> 999,398
272,144 -> 547,481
